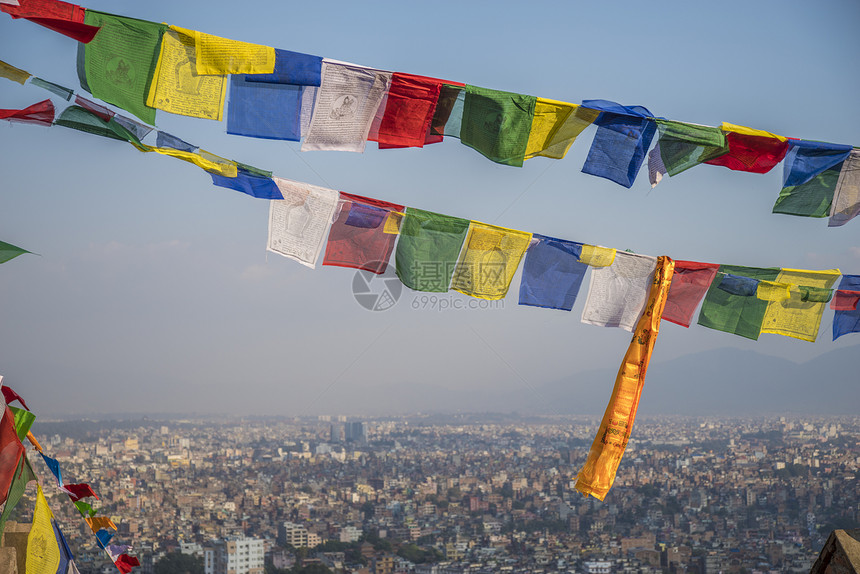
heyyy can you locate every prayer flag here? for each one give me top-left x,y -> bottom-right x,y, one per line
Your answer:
211,168 -> 282,200
833,275 -> 860,340
0,99 -> 53,125
761,269 -> 841,342
580,100 -> 657,188
394,208 -> 470,292
774,140 -> 852,217
64,483 -> 98,502
146,26 -> 227,121
26,485 -> 60,574
302,60 -> 392,152
647,144 -> 666,187
53,520 -> 75,574
831,289 -> 860,311
8,406 -> 35,440
373,73 -> 443,149
0,240 -> 31,264
756,280 -> 791,302
581,251 -> 658,331
0,59 -> 31,84
1,386 -> 29,410
174,28 -> 275,75
829,149 -> 860,227
106,545 -> 131,562
29,77 -> 73,100
450,222 -> 532,300
697,265 -> 781,340
267,178 -> 340,268
54,106 -> 136,142
74,500 -> 97,518
112,114 -> 153,141
114,554 -> 140,574
74,95 -> 114,122
95,528 -> 114,548
783,140 -> 853,187
156,131 -> 196,152
428,83 -> 465,142
579,245 -> 616,267
40,452 -> 63,487
655,120 -> 728,176
575,256 -> 674,501
1,0 -> 99,44
663,261 -> 719,327
525,99 -> 599,160
0,455 -> 34,541
322,192 -> 404,274
518,234 -> 587,311
383,212 -> 403,235
460,85 -> 535,167
0,406 -> 25,504
227,75 -> 305,141
80,11 -> 165,124
704,122 -> 790,173
85,516 -> 117,533
244,48 -> 322,86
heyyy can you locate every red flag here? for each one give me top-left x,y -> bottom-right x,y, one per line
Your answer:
0,406 -> 25,504
704,132 -> 789,174
371,73 -> 444,149
114,554 -> 140,574
0,99 -> 55,126
75,95 -> 114,122
662,260 -> 720,328
323,192 -> 404,275
831,290 -> 860,311
1,0 -> 100,43
0,386 -> 30,410
65,482 -> 99,502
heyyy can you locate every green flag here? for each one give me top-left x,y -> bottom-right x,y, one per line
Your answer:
0,240 -> 30,264
0,455 -> 35,541
773,162 -> 842,218
460,85 -> 535,167
697,265 -> 781,340
656,120 -> 728,176
8,407 -> 35,441
54,106 -> 141,144
74,500 -> 97,518
80,11 -> 166,125
395,208 -> 470,293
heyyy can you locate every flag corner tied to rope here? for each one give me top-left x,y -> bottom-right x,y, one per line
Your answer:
267,178 -> 339,268
575,256 -> 675,501
580,100 -> 657,188
459,85 -> 536,167
0,239 -> 32,264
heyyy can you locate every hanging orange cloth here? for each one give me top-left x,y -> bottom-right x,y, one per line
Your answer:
575,255 -> 675,501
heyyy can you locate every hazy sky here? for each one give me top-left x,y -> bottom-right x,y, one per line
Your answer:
1,0 -> 858,417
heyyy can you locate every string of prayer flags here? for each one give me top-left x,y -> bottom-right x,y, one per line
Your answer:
662,261 -> 720,328
146,26 -> 228,121
760,269 -> 840,342
113,113 -> 152,141
64,483 -> 98,502
266,178 -> 339,268
773,140 -> 853,217
30,76 -> 73,100
525,99 -> 600,160
0,456 -> 35,540
0,99 -> 54,125
654,120 -> 728,176
0,59 -> 31,84
227,75 -> 307,141
704,123 -> 790,174
106,545 -> 132,562
829,149 -> 860,227
395,208 -> 470,292
54,105 -> 133,141
322,192 -> 404,274
371,73 -> 444,149
210,166 -> 282,199
0,406 -> 25,504
79,11 -> 166,124
518,235 -> 587,311
581,251 -> 658,331
244,48 -> 322,86
176,27 -> 275,76
459,85 -> 536,167
156,131 -> 195,152
697,265 -> 781,340
27,485 -> 61,574
575,256 -> 675,501
0,0 -> 100,44
450,222 -> 532,300
39,452 -> 65,489
302,60 -> 392,152
580,100 -> 657,188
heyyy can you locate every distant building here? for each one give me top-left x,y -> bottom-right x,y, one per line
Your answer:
278,522 -> 321,549
208,537 -> 264,574
345,421 -> 367,444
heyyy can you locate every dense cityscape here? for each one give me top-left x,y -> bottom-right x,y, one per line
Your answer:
6,414 -> 859,574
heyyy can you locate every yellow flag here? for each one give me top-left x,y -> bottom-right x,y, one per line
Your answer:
146,26 -> 227,121
182,27 -> 276,75
579,244 -> 616,267
525,99 -> 600,160
720,122 -> 787,142
450,222 -> 532,300
761,268 -> 841,342
756,280 -> 791,302
0,60 -> 31,85
133,143 -> 239,177
383,212 -> 404,235
26,485 -> 60,574
575,256 -> 675,501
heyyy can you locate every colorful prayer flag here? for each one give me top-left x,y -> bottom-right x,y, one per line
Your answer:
64,482 -> 98,502
244,48 -> 322,86
460,85 -> 535,167
74,95 -> 114,121
773,140 -> 852,217
54,520 -> 75,574
662,261 -> 719,328
176,27 -> 275,75
29,76 -> 73,100
322,193 -> 404,274
266,178 -> 340,268
79,11 -> 166,124
579,245 -> 616,267
0,455 -> 34,541
211,168 -> 281,200
655,120 -> 728,176
0,406 -> 25,505
3,384 -> 31,409
54,105 -> 134,142
580,100 -> 657,188
525,99 -> 599,160
450,222 -> 531,300
0,99 -> 54,125
0,59 -> 31,84
518,235 -> 587,311
760,269 -> 841,342
831,289 -> 860,311
829,149 -> 860,227
8,406 -> 35,440
697,265 -> 781,340
40,452 -> 64,488
428,83 -> 465,142
114,554 -> 140,574
26,485 -> 61,574
0,241 -> 30,264
372,73 -> 443,149
575,256 -> 675,501
227,75 -> 305,141
581,251 -> 658,331
85,516 -> 117,533
95,528 -> 114,548
1,0 -> 99,43
394,208 -> 470,292
704,122 -> 790,174
74,500 -> 97,518
833,275 -> 860,340
146,26 -> 227,121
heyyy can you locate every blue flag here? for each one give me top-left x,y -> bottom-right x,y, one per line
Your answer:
210,168 -> 283,200
717,273 -> 760,297
834,274 -> 860,340
783,140 -> 852,187
243,48 -> 322,86
156,131 -> 197,152
580,100 -> 657,188
518,234 -> 587,311
227,75 -> 306,141
40,452 -> 63,487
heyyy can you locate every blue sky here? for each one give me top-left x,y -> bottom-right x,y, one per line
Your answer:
1,0 -> 858,416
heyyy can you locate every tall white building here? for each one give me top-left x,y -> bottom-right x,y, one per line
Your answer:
278,521 -> 322,549
206,537 -> 264,574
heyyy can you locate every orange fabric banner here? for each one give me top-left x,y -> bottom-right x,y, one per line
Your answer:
575,255 -> 675,501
